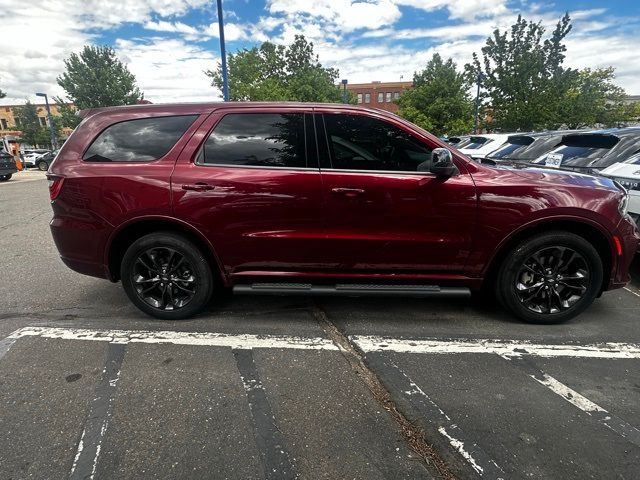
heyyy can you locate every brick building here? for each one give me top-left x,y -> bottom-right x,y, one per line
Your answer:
344,81 -> 413,113
0,102 -> 75,141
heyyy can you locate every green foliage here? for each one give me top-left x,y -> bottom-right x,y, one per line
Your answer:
57,45 -> 142,109
397,53 -> 473,136
468,14 -> 637,131
205,35 -> 344,103
467,14 -> 574,131
52,97 -> 81,129
14,101 -> 49,147
557,68 -> 633,129
0,88 -> 5,99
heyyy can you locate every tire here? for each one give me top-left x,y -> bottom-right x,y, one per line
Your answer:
37,160 -> 48,171
495,231 -> 603,324
121,232 -> 214,320
0,174 -> 11,181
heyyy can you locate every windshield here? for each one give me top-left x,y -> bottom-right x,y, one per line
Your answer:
622,153 -> 640,165
489,137 -> 534,159
463,137 -> 489,150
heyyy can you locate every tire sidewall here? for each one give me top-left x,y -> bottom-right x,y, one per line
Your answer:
121,232 -> 214,320
497,232 -> 603,324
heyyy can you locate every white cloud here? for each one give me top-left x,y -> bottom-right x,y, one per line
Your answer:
393,0 -> 507,20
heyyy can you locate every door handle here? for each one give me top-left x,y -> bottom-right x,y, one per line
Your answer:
331,187 -> 365,197
182,183 -> 215,192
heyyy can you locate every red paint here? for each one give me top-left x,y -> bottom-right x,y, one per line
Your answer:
48,102 -> 639,294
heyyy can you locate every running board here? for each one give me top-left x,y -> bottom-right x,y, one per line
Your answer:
232,283 -> 470,298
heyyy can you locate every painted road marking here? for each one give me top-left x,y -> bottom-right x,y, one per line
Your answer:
624,286 -> 640,298
70,343 -> 126,480
7,327 -> 340,351
366,355 -> 506,478
0,336 -> 18,361
511,358 -> 640,448
351,336 -> 640,359
234,349 -> 297,479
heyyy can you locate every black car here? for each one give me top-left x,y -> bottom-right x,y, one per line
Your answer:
485,131 -> 571,166
0,150 -> 17,181
35,149 -> 58,171
531,128 -> 640,174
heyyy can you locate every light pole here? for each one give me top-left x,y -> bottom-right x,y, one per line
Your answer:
341,79 -> 348,104
35,92 -> 57,149
473,72 -> 485,134
216,0 -> 229,101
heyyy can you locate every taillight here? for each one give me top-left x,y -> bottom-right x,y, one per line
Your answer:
47,175 -> 65,201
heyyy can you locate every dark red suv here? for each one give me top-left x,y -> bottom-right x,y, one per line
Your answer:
47,103 -> 639,323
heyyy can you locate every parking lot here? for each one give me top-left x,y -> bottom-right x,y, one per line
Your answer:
1,172 -> 639,479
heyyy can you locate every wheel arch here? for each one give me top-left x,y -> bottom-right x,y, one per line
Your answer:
105,216 -> 226,284
482,217 -> 615,293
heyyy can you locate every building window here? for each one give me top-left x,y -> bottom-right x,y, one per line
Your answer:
357,93 -> 363,104
393,91 -> 400,100
385,92 -> 392,103
0,119 -> 8,130
364,93 -> 371,103
38,117 -> 47,127
377,92 -> 384,103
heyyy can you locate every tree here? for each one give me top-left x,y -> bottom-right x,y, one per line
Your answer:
205,35 -> 345,102
557,68 -> 635,129
52,97 -> 81,129
14,101 -> 49,147
0,88 -> 5,99
57,45 -> 142,109
467,14 -> 574,131
397,53 -> 473,136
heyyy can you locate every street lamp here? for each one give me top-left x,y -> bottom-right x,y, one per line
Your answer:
216,0 -> 229,101
35,92 -> 57,150
341,79 -> 348,104
473,72 -> 486,134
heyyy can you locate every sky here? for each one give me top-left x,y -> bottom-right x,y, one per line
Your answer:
0,0 -> 639,105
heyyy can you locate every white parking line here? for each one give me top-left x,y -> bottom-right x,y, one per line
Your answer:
624,286 -> 640,298
7,327 -> 340,351
351,336 -> 640,359
530,372 -> 607,413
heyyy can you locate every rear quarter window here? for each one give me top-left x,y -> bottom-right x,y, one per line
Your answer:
83,115 -> 198,162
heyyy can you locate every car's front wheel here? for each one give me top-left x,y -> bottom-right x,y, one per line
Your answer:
121,232 -> 214,320
496,231 -> 603,324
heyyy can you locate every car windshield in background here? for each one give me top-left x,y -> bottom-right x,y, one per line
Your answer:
622,153 -> 640,165
463,137 -> 489,150
534,134 -> 619,166
489,136 -> 534,159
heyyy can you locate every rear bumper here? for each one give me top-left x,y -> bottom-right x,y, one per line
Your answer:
50,213 -> 112,280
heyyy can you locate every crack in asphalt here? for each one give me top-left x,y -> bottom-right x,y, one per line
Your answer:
311,302 -> 458,480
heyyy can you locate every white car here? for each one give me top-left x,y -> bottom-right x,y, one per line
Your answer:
458,134 -> 509,160
600,152 -> 640,228
21,149 -> 50,167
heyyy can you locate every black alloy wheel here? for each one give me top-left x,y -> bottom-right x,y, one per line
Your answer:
121,232 -> 214,320
37,160 -> 49,171
496,231 -> 603,324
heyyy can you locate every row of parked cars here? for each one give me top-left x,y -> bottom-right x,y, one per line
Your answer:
445,128 -> 640,228
0,148 -> 58,181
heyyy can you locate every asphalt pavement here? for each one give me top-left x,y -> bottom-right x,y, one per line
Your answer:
1,172 -> 639,479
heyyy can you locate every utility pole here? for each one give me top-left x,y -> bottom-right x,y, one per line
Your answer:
35,92 -> 57,150
216,0 -> 229,101
473,72 -> 485,134
341,79 -> 348,104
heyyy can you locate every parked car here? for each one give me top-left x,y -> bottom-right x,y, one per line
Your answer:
458,134 -> 509,160
531,128 -> 640,174
22,149 -> 50,168
48,103 -> 639,323
484,131 -> 571,166
601,152 -> 640,229
444,136 -> 470,147
35,149 -> 59,171
0,150 -> 17,181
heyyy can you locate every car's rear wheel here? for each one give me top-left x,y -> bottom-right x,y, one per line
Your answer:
121,232 -> 214,320
37,160 -> 48,171
496,231 -> 603,324
0,174 -> 11,181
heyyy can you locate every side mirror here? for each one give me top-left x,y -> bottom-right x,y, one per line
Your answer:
430,148 -> 458,177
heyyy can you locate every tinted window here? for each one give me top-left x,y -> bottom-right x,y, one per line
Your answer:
534,145 -> 612,165
200,113 -> 307,168
84,115 -> 197,162
463,137 -> 489,150
323,114 -> 431,172
489,137 -> 534,159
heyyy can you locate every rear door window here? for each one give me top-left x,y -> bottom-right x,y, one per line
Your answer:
83,115 -> 197,162
198,113 -> 308,168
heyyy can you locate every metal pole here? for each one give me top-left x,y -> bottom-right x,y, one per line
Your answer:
473,72 -> 483,134
37,93 -> 57,150
216,0 -> 229,101
341,79 -> 348,104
